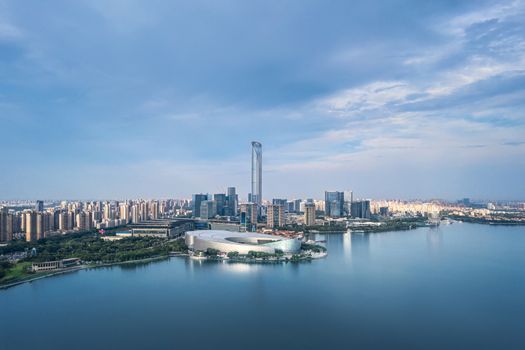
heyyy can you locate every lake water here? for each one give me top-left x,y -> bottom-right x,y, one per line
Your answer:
1,223 -> 524,350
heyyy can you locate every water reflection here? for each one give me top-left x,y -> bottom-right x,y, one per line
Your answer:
426,227 -> 444,252
351,233 -> 370,259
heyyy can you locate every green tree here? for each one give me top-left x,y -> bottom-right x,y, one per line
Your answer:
227,251 -> 239,259
206,248 -> 220,256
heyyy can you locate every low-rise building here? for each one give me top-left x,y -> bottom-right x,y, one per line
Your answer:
129,219 -> 195,238
31,258 -> 80,272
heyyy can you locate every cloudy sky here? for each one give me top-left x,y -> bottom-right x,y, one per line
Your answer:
1,0 -> 524,200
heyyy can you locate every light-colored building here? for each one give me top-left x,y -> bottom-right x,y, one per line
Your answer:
304,203 -> 316,226
36,212 -> 45,240
31,258 -> 80,272
129,219 -> 195,238
249,141 -> 263,208
185,230 -> 300,255
267,204 -> 285,228
120,203 -> 130,223
131,204 -> 140,223
25,211 -> 37,242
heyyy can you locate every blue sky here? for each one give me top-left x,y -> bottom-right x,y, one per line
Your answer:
1,0 -> 524,200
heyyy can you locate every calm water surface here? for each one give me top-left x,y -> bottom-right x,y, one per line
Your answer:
1,223 -> 524,350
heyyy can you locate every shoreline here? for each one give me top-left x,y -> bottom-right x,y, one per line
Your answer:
0,255 -> 172,290
191,251 -> 328,264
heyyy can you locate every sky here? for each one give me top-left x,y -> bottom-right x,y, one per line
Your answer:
1,0 -> 524,201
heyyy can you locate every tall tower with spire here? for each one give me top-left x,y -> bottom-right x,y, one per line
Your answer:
249,141 -> 262,209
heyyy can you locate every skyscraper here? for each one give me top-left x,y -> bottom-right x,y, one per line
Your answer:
200,200 -> 217,219
35,200 -> 44,212
192,194 -> 209,218
214,193 -> 227,216
249,141 -> 262,207
351,200 -> 371,219
227,187 -> 238,216
325,191 -> 345,218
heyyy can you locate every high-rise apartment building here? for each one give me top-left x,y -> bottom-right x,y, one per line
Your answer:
103,202 -> 111,221
267,204 -> 285,228
131,205 -> 140,224
150,201 -> 159,220
140,202 -> 149,221
77,211 -> 93,231
6,212 -> 16,241
0,207 -> 8,242
58,211 -> 68,231
25,211 -> 37,242
304,203 -> 316,226
120,203 -> 130,223
36,212 -> 45,240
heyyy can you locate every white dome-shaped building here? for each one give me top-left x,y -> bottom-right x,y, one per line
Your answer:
185,230 -> 301,254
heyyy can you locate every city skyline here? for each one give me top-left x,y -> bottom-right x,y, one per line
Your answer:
1,0 -> 524,200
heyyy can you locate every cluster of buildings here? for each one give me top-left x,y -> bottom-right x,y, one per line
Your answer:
0,142 -> 375,243
184,143 -> 372,232
0,199 -> 189,242
5,141 -> 521,245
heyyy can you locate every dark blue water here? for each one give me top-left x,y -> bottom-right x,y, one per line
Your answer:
1,223 -> 524,350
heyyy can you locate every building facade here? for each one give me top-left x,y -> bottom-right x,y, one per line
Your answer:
304,203 -> 316,226
267,204 -> 285,228
185,230 -> 301,255
325,191 -> 345,218
240,203 -> 257,231
351,200 -> 371,219
192,194 -> 209,218
249,141 -> 262,209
